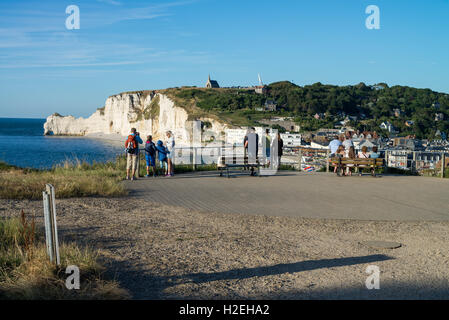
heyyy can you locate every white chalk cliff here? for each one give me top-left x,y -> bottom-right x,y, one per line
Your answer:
44,91 -> 230,145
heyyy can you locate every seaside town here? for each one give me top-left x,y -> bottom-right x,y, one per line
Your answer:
202,75 -> 449,176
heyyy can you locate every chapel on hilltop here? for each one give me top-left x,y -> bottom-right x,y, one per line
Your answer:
205,75 -> 220,88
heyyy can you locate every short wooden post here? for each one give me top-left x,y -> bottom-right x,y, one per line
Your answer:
441,152 -> 445,178
298,148 -> 302,171
412,151 -> 417,174
43,184 -> 60,265
192,147 -> 197,171
326,150 -> 330,173
136,151 -> 141,177
42,192 -> 53,260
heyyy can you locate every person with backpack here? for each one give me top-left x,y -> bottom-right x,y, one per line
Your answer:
156,140 -> 169,176
144,135 -> 157,177
125,128 -> 143,181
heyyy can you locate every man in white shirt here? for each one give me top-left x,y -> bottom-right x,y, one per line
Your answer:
329,135 -> 344,156
342,132 -> 354,150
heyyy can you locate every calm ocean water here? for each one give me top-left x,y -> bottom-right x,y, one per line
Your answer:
0,118 -> 124,169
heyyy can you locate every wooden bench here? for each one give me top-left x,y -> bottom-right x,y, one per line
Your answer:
329,157 -> 384,177
217,155 -> 261,178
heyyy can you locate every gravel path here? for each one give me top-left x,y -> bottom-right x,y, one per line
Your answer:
2,197 -> 449,299
125,172 -> 449,221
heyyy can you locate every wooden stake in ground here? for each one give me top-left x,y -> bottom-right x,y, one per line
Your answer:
42,184 -> 60,265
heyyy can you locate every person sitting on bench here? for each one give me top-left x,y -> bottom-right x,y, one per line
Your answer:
358,146 -> 370,159
345,146 -> 356,176
370,146 -> 380,159
334,145 -> 345,174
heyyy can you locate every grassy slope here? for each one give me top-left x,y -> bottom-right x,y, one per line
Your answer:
161,87 -> 267,127
0,159 -> 127,200
120,87 -> 269,128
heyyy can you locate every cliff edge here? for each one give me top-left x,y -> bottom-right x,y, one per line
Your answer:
43,91 -> 229,145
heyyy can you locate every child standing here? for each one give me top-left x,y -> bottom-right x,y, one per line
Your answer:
156,140 -> 169,176
145,135 -> 157,177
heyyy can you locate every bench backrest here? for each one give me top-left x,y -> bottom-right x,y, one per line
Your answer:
329,157 -> 384,166
218,155 -> 259,166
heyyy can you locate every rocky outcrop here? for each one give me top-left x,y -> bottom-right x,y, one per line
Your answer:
44,92 -> 230,145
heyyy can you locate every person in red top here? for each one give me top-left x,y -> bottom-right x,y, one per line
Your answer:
125,128 -> 143,181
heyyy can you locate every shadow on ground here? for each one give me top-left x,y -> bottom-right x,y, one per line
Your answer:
175,255 -> 393,284
103,254 -> 399,299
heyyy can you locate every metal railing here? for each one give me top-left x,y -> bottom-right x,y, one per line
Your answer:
384,150 -> 448,178
134,145 -> 240,175
132,145 -> 447,178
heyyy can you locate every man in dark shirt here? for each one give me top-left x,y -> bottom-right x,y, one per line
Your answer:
276,133 -> 283,168
243,127 -> 259,175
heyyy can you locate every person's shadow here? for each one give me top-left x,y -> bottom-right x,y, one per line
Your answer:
167,254 -> 393,286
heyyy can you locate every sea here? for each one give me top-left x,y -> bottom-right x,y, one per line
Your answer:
0,118 -> 124,169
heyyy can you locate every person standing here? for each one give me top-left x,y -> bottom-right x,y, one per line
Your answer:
144,135 -> 157,177
166,131 -> 175,177
264,128 -> 271,167
125,128 -> 143,181
156,140 -> 169,176
244,127 -> 259,176
243,129 -> 251,168
276,132 -> 283,168
342,132 -> 354,151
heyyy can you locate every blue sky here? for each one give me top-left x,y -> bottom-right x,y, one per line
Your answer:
0,0 -> 448,118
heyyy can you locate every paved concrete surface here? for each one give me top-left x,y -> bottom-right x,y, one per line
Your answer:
125,171 -> 449,221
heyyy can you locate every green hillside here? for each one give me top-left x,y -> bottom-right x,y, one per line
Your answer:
162,82 -> 449,139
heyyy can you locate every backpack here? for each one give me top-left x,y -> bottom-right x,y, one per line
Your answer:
125,134 -> 137,154
145,141 -> 156,156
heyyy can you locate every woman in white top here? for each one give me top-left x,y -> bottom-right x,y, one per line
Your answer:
358,146 -> 370,159
357,146 -> 370,176
345,146 -> 356,176
166,131 -> 175,176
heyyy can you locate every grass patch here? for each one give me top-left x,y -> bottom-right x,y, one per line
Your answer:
0,214 -> 128,300
279,164 -> 298,171
0,159 -> 127,200
382,167 -> 417,175
97,106 -> 105,116
144,95 -> 160,120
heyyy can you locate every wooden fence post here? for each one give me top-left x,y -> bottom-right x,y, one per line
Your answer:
42,191 -> 53,261
43,184 -> 60,265
441,152 -> 445,179
192,147 -> 197,171
136,152 -> 141,177
298,148 -> 302,171
412,151 -> 417,174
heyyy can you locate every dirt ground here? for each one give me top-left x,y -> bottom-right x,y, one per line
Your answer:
1,197 -> 449,299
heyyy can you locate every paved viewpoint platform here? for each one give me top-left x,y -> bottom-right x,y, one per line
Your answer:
125,172 -> 449,221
